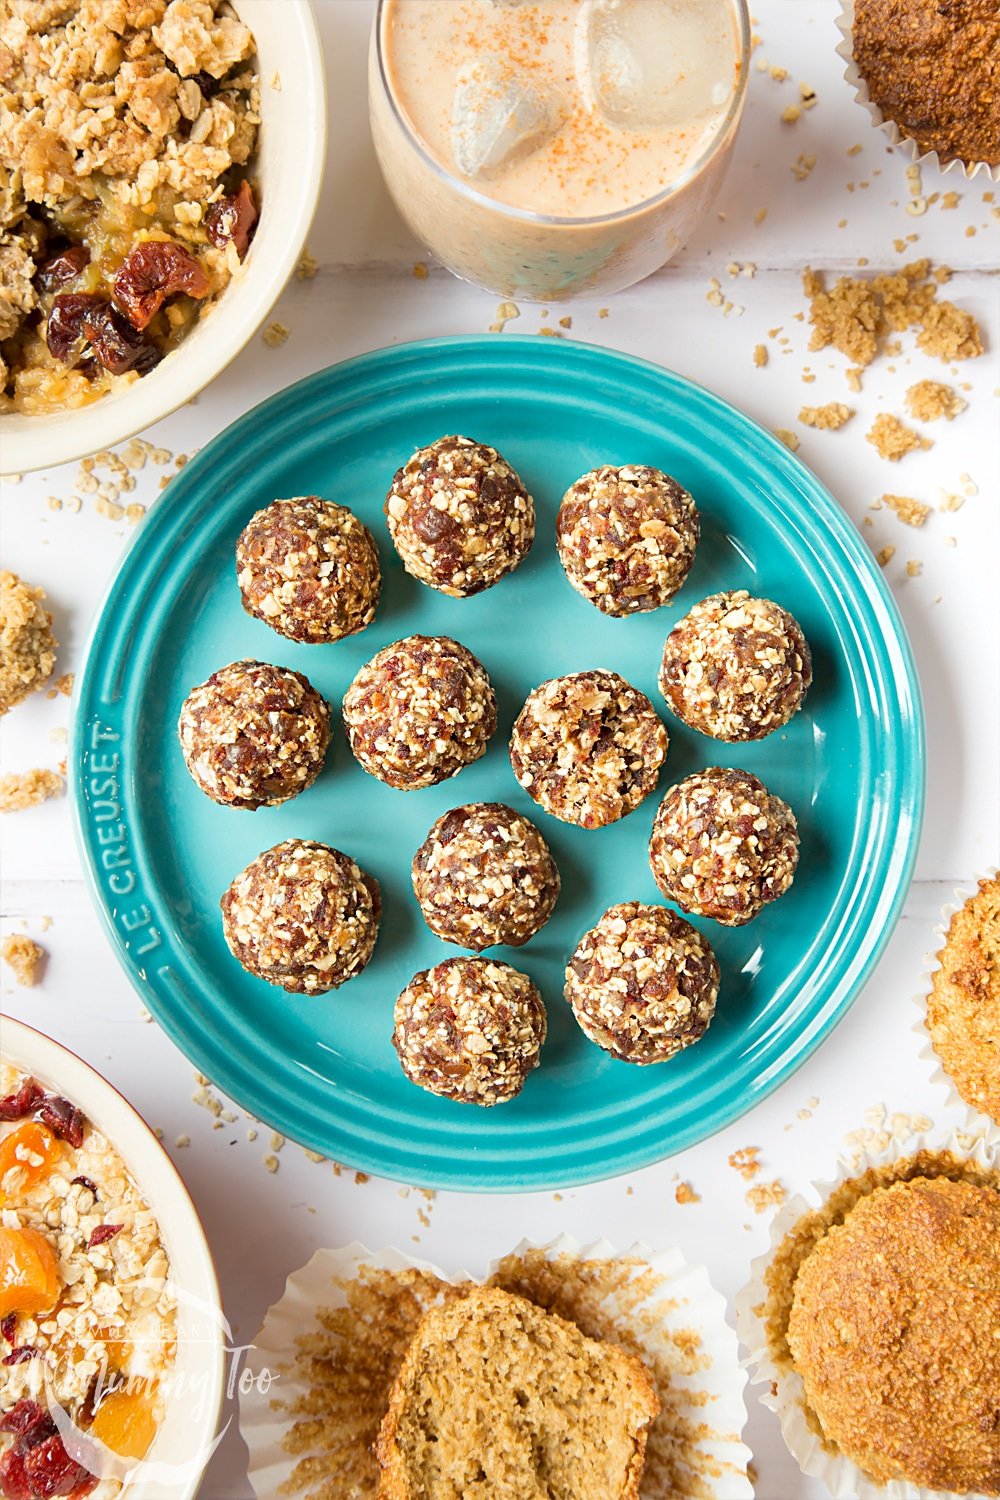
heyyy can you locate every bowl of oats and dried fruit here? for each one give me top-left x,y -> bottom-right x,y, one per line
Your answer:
0,1018 -> 224,1499
0,0 -> 326,474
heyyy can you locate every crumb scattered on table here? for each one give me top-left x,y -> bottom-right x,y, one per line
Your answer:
296,247 -> 318,280
878,492 -> 931,527
729,1146 -> 762,1180
866,412 -> 932,462
753,344 -> 768,367
774,429 -> 800,451
905,379 -> 967,422
1,934 -> 45,986
746,1179 -> 787,1214
799,402 -> 853,430
263,321 -> 290,347
876,544 -> 896,567
675,1181 -> 701,1205
0,768 -> 64,813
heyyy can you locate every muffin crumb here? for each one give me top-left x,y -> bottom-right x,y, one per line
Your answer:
0,768 -> 64,812
798,402 -> 853,430
905,379 -> 967,422
866,413 -> 931,462
0,572 -> 58,714
878,492 -> 931,527
1,933 -> 45,986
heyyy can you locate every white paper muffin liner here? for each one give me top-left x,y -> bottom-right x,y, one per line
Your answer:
241,1235 -> 753,1500
736,1127 -> 1000,1500
913,870 -> 1000,1146
835,0 -> 1000,184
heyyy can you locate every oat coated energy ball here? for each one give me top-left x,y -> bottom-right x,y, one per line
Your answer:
343,635 -> 496,790
556,465 -> 699,616
564,901 -> 719,1065
393,957 -> 547,1105
220,839 -> 380,994
659,590 -> 812,741
178,660 -> 330,810
384,435 -> 535,597
649,767 -> 799,926
236,496 -> 381,643
412,802 -> 560,950
510,670 -> 667,830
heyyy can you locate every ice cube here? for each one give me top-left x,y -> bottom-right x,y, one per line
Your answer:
578,0 -> 734,132
451,58 -> 560,180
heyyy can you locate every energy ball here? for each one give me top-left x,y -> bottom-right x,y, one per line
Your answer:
556,464 -> 699,616
649,767 -> 799,926
220,838 -> 380,994
659,589 -> 812,741
384,435 -> 535,597
343,634 -> 496,790
236,495 -> 380,643
510,670 -> 667,830
178,660 -> 330,810
393,956 -> 546,1106
412,802 -> 560,950
564,901 -> 719,1065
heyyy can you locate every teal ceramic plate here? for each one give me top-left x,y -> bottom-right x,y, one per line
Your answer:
72,337 -> 924,1192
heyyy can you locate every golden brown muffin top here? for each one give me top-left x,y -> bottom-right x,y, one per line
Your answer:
786,1175 -> 1000,1493
853,0 -> 1000,166
927,874 -> 1000,1124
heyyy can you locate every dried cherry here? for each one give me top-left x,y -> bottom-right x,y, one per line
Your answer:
80,305 -> 162,377
0,1402 -> 55,1447
0,1449 -> 31,1500
44,295 -> 104,365
112,241 -> 209,330
85,1225 -> 121,1250
2,1347 -> 43,1367
0,1079 -> 42,1121
35,247 -> 90,293
68,1177 -> 97,1199
1,1313 -> 17,1344
22,1437 -> 96,1498
205,178 -> 258,260
36,1097 -> 84,1150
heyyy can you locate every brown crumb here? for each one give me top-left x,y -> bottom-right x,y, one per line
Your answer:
0,768 -> 64,813
905,379 -> 967,422
917,300 -> 984,361
296,247 -> 318,280
412,262 -> 428,279
906,559 -> 923,577
675,1181 -> 701,1205
802,263 -> 982,369
774,429 -> 800,451
729,1146 -> 762,1181
46,672 -> 74,699
264,1154 -> 280,1173
798,402 -> 853,430
1,572 -> 58,714
866,413 -> 932,462
1,934 -> 45,986
753,344 -> 768,367
746,1179 -> 788,1214
781,103 -> 801,124
876,544 -> 896,567
879,493 -> 932,527
263,321 -> 290,348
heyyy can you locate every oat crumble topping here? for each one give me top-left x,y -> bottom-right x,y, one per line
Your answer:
0,572 -> 57,714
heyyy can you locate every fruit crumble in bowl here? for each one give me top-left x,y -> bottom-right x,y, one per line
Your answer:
0,1017 -> 224,1500
0,0 -> 325,475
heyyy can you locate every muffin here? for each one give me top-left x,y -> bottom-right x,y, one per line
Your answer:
178,660 -> 330,810
393,957 -> 546,1106
556,465 -> 699,616
236,496 -> 381,643
926,874 -> 1000,1124
220,839 -> 380,994
342,635 -> 496,791
411,803 -> 560,950
659,590 -> 812,741
385,435 -> 535,597
564,902 -> 719,1065
649,768 -> 799,926
510,671 -> 667,830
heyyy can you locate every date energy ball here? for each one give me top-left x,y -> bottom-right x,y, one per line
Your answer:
556,465 -> 699,616
510,670 -> 667,829
659,590 -> 812,741
236,495 -> 381,643
178,660 -> 330,810
412,802 -> 560,950
220,838 -> 380,994
393,956 -> 547,1105
384,435 -> 535,597
649,767 -> 799,926
564,901 -> 719,1065
343,635 -> 496,790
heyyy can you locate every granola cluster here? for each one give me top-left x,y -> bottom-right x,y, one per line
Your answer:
178,659 -> 330,810
220,839 -> 381,994
564,902 -> 719,1066
649,767 -> 799,927
343,635 -> 496,791
659,591 -> 812,742
392,957 -> 547,1106
510,671 -> 668,830
802,262 -> 984,370
555,465 -> 699,617
411,802 -> 560,951
384,435 -> 535,597
236,497 -> 381,645
0,571 -> 57,714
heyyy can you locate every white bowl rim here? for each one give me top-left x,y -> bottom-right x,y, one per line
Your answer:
1,0 -> 326,476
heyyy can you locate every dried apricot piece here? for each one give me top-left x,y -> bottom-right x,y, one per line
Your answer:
112,241 -> 210,330
90,1388 -> 157,1460
0,1226 -> 60,1319
0,1121 -> 61,1204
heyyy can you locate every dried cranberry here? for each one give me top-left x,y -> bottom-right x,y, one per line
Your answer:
0,1079 -> 43,1121
1,1314 -> 17,1345
0,1449 -> 31,1500
45,295 -> 105,365
85,1225 -> 121,1250
37,1096 -> 85,1149
0,1401 -> 56,1451
68,1177 -> 97,1199
112,241 -> 209,330
35,247 -> 91,293
80,304 -> 162,377
205,178 -> 258,260
2,1348 -> 44,1367
23,1437 -> 96,1499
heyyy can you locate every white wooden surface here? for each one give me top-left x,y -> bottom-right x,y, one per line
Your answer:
2,3 -> 998,1495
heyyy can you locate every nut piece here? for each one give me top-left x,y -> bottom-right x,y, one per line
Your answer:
510,671 -> 667,829
220,839 -> 380,994
236,496 -> 381,644
649,767 -> 799,926
412,803 -> 560,950
384,435 -> 535,597
343,635 -> 496,791
178,660 -> 330,810
0,572 -> 57,714
556,465 -> 699,616
393,957 -> 546,1105
659,590 -> 812,741
564,901 -> 719,1065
